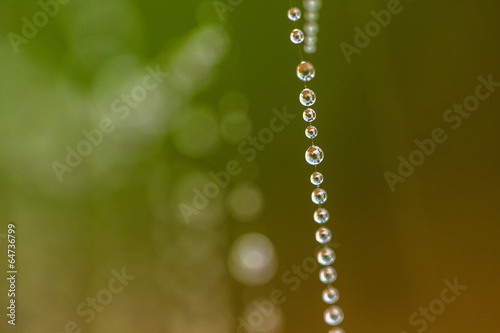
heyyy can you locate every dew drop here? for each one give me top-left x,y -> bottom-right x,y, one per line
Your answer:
303,108 -> 316,122
305,10 -> 319,21
303,0 -> 322,11
304,22 -> 319,35
324,306 -> 344,326
317,247 -> 335,265
287,7 -> 301,21
290,29 -> 304,44
299,88 -> 316,106
312,188 -> 327,204
319,266 -> 337,284
305,125 -> 318,139
305,145 -> 323,165
310,171 -> 324,185
304,43 -> 317,54
305,34 -> 317,44
315,227 -> 332,244
296,61 -> 316,81
323,287 -> 339,304
314,207 -> 329,223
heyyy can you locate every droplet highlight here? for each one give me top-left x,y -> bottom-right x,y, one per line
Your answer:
317,247 -> 335,265
315,227 -> 332,244
324,306 -> 344,326
287,7 -> 301,21
323,287 -> 339,304
299,88 -> 316,106
312,188 -> 327,204
314,207 -> 329,223
296,61 -> 316,82
305,145 -> 323,165
290,29 -> 304,44
319,266 -> 337,284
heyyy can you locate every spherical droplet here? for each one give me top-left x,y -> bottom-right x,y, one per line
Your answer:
287,7 -> 301,21
329,328 -> 345,333
303,0 -> 322,11
305,145 -> 323,165
303,108 -> 316,122
305,34 -> 317,44
317,247 -> 335,265
310,171 -> 324,185
319,266 -> 337,284
305,10 -> 319,21
296,61 -> 316,82
315,227 -> 332,244
290,29 -> 304,44
324,306 -> 344,326
304,43 -> 317,54
323,287 -> 340,304
314,207 -> 329,223
299,88 -> 316,106
305,125 -> 318,139
312,188 -> 327,204
304,22 -> 319,35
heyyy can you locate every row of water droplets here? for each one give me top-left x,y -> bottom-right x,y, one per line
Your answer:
288,1 -> 345,332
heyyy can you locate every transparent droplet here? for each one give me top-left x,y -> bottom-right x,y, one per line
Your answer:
314,207 -> 329,223
299,88 -> 316,106
303,0 -> 322,11
304,22 -> 319,35
312,188 -> 327,204
310,171 -> 324,185
324,306 -> 344,326
296,61 -> 315,81
290,29 -> 304,44
305,126 -> 318,139
305,10 -> 319,21
305,34 -> 317,45
305,145 -> 323,165
304,43 -> 317,54
319,266 -> 337,284
323,287 -> 339,304
287,7 -> 301,21
317,247 -> 335,265
329,328 -> 345,333
315,227 -> 332,244
303,108 -> 316,122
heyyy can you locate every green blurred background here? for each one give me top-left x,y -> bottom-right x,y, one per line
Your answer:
1,0 -> 499,332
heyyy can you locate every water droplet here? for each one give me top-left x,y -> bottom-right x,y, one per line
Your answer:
305,125 -> 318,139
329,328 -> 345,333
310,171 -> 324,185
317,247 -> 335,265
324,306 -> 344,326
323,287 -> 339,304
304,22 -> 319,35
305,10 -> 319,21
304,43 -> 317,54
299,88 -> 316,106
303,108 -> 316,122
305,34 -> 317,44
290,29 -> 304,44
287,7 -> 301,21
312,188 -> 327,204
303,0 -> 322,11
296,61 -> 315,81
305,145 -> 323,165
314,207 -> 329,223
319,266 -> 337,283
315,227 -> 332,244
